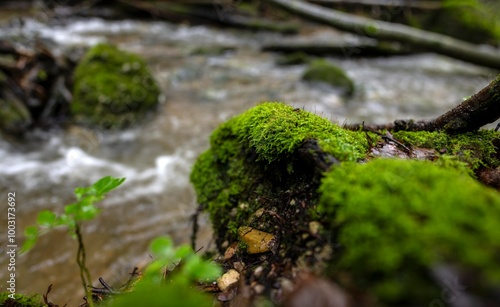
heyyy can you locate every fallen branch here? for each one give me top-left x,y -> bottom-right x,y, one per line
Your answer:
308,0 -> 442,10
268,0 -> 500,69
116,0 -> 299,34
262,40 -> 412,57
345,74 -> 500,134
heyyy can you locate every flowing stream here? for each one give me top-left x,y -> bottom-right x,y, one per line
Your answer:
0,12 -> 497,304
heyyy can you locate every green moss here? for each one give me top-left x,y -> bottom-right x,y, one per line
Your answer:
393,130 -> 500,170
302,59 -> 354,96
412,0 -> 500,45
319,158 -> 500,304
233,102 -> 368,163
190,102 -> 370,248
71,43 -> 160,129
0,292 -> 45,307
0,98 -> 32,135
444,0 -> 500,43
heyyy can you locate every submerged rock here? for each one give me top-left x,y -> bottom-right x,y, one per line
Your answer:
302,59 -> 354,96
71,43 -> 160,129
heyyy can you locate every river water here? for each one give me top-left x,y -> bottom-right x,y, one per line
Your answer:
0,12 -> 497,304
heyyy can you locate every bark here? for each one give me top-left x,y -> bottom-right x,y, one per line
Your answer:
268,0 -> 500,69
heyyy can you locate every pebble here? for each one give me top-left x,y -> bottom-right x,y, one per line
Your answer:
217,269 -> 240,292
238,226 -> 277,254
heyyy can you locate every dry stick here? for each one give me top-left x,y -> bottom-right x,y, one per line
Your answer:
268,0 -> 500,69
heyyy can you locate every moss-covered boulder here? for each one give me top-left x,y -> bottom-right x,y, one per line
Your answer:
71,43 -> 160,129
191,102 -> 500,305
319,158 -> 500,305
302,59 -> 354,96
191,102 -> 369,249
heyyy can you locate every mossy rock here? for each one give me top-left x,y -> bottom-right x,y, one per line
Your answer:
191,102 -> 369,249
302,59 -> 354,96
0,99 -> 32,136
0,292 -> 45,307
191,102 -> 500,304
319,158 -> 500,305
71,43 -> 160,129
0,70 -> 33,135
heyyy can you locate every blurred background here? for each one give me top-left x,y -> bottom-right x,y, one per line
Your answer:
0,0 -> 498,304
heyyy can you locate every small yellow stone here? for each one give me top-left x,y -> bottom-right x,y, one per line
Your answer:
309,221 -> 322,235
238,226 -> 277,254
217,269 -> 240,292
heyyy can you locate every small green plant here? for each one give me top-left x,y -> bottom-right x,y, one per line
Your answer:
22,176 -> 126,307
109,236 -> 221,307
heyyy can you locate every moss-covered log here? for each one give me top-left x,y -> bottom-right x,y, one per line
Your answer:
191,102 -> 500,306
269,0 -> 500,69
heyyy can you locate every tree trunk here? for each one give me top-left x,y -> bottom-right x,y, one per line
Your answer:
268,0 -> 500,69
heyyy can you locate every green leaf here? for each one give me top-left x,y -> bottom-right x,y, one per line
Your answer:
37,210 -> 57,227
24,225 -> 38,238
182,256 -> 221,281
150,236 -> 173,258
20,237 -> 37,254
20,226 -> 39,254
110,279 -> 213,307
79,204 -> 100,220
74,186 -> 93,200
56,214 -> 72,227
92,176 -> 126,196
144,259 -> 167,281
174,245 -> 192,259
64,202 -> 79,215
